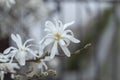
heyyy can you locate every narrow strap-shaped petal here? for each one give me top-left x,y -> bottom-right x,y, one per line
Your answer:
58,20 -> 63,28
41,61 -> 48,70
11,34 -> 21,48
15,51 -> 26,66
63,35 -> 80,43
25,48 -> 39,57
54,19 -> 63,30
26,44 -> 33,48
9,51 -> 17,63
59,39 -> 66,46
56,20 -> 64,33
59,44 -> 71,57
43,38 -> 54,49
11,34 -> 18,44
6,50 -> 17,58
45,21 -> 57,33
63,21 -> 75,30
44,28 -> 52,33
16,34 -> 22,48
62,30 -> 74,37
3,47 -> 17,54
63,38 -> 70,46
23,39 -> 34,47
50,41 -> 58,59
0,59 -> 8,63
39,34 -> 53,44
0,53 -> 9,62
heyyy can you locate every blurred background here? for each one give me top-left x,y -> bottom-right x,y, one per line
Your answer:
0,0 -> 120,80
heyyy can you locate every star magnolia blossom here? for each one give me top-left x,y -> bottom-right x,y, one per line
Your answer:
3,34 -> 38,66
39,20 -> 80,59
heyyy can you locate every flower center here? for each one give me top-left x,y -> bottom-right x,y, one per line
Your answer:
54,33 -> 61,40
19,48 -> 24,51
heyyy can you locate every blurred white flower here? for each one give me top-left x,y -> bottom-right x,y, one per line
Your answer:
0,63 -> 20,80
27,57 -> 50,77
0,63 -> 20,73
0,0 -> 16,9
3,34 -> 38,66
37,57 -> 51,72
40,19 -> 80,59
37,59 -> 48,72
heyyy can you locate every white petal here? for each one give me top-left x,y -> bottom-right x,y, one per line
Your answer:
11,34 -> 17,44
56,20 -> 64,33
3,47 -> 17,54
58,20 -> 63,28
45,21 -> 57,33
16,34 -> 22,47
26,44 -> 33,48
6,50 -> 17,58
44,28 -> 51,32
63,38 -> 70,46
59,44 -> 71,57
39,34 -> 53,44
9,51 -> 17,63
63,35 -> 80,43
62,30 -> 74,36
23,39 -> 34,47
63,21 -> 75,30
15,51 -> 26,66
0,58 -> 9,63
41,61 -> 48,70
54,19 -> 62,28
43,38 -> 54,48
59,39 -> 66,46
25,48 -> 39,57
11,34 -> 21,48
50,41 -> 58,59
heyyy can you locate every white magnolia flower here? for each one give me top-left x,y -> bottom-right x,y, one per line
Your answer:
0,0 -> 16,9
3,34 -> 38,66
40,19 -> 80,59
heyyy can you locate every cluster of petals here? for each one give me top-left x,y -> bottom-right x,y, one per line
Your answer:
0,19 -> 80,80
39,19 -> 80,59
3,34 -> 38,66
